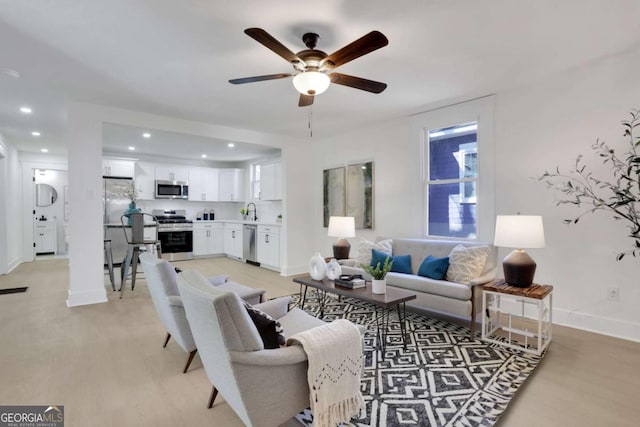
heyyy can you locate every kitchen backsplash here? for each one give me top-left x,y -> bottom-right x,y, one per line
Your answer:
135,199 -> 282,223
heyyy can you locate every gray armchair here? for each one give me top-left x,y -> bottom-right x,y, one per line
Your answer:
138,253 -> 267,373
177,269 -> 330,427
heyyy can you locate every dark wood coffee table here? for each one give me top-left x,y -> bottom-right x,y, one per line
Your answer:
293,275 -> 417,352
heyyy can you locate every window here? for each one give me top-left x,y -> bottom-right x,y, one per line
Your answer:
413,96 -> 495,241
426,122 -> 478,239
251,164 -> 261,199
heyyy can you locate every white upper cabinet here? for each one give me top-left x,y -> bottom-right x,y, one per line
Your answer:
134,162 -> 156,200
189,168 -> 220,201
259,162 -> 282,200
219,168 -> 245,202
155,166 -> 189,182
102,158 -> 135,178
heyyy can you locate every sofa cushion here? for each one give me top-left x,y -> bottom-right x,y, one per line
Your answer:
356,238 -> 392,266
386,272 -> 472,300
418,255 -> 449,280
446,245 -> 490,285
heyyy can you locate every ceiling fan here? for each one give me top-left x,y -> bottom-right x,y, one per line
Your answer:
229,28 -> 389,107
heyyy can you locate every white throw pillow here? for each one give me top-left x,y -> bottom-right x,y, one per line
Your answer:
356,238 -> 393,267
446,244 -> 490,284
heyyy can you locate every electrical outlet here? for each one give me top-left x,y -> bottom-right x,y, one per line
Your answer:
607,287 -> 619,302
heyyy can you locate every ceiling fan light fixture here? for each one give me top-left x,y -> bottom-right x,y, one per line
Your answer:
293,71 -> 330,96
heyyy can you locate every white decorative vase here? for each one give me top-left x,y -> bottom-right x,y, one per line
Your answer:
372,278 -> 386,294
325,258 -> 342,280
309,252 -> 327,281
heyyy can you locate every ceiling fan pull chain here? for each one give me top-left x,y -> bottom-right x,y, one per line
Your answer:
308,106 -> 313,138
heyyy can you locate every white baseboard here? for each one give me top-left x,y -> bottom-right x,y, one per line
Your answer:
7,256 -> 22,274
553,307 -> 640,343
66,288 -> 108,307
281,264 -> 307,276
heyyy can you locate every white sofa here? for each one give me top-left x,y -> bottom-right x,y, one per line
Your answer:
339,238 -> 498,336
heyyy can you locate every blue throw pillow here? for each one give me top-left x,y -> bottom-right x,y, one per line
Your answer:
370,249 -> 412,274
370,248 -> 391,269
418,255 -> 450,280
390,254 -> 412,274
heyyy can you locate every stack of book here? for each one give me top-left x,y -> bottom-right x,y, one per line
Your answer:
334,277 -> 366,289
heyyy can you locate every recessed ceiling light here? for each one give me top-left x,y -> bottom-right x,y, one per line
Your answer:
20,106 -> 32,114
0,68 -> 20,79
227,143 -> 235,148
31,131 -> 40,136
40,148 -> 48,153
142,132 -> 151,139
128,146 -> 135,151
201,154 -> 207,158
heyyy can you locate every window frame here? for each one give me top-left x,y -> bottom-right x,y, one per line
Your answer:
412,96 -> 495,242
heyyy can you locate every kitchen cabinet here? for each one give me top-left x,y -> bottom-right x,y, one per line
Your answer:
134,161 -> 155,200
34,220 -> 57,254
155,166 -> 189,183
219,168 -> 245,202
259,162 -> 282,200
103,158 -> 135,178
224,223 -> 243,259
189,168 -> 220,201
193,222 -> 224,256
257,225 -> 280,269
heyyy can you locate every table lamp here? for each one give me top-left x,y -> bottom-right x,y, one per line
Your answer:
493,215 -> 545,287
328,216 -> 355,259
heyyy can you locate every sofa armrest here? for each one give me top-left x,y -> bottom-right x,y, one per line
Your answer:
254,296 -> 292,319
469,267 -> 498,286
167,295 -> 183,307
337,258 -> 358,267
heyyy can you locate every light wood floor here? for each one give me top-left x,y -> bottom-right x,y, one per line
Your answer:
0,258 -> 638,427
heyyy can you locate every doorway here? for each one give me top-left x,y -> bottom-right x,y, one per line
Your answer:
33,169 -> 68,258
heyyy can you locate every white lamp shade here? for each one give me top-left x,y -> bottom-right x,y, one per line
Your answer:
327,216 -> 355,238
494,215 -> 545,249
293,71 -> 330,95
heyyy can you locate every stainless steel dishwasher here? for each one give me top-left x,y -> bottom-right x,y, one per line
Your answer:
243,224 -> 259,266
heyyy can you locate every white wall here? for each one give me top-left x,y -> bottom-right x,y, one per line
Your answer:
307,49 -> 640,341
0,136 -> 23,274
494,49 -> 640,341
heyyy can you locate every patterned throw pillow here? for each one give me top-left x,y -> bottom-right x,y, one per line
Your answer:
445,245 -> 490,284
242,301 -> 285,349
356,238 -> 392,266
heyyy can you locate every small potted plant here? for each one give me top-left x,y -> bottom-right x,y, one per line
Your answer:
240,208 -> 247,219
361,257 -> 393,294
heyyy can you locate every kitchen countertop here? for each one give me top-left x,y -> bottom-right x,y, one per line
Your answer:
193,220 -> 282,226
104,223 -> 158,228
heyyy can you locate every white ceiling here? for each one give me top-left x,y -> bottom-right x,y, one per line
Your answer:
1,0 -> 639,160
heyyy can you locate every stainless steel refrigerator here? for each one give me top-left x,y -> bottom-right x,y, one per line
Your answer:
103,177 -> 134,264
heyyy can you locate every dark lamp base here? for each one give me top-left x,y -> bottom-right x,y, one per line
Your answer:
332,239 -> 351,260
503,250 -> 537,288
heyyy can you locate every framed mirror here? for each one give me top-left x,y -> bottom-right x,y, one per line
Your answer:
347,161 -> 374,229
35,183 -> 58,207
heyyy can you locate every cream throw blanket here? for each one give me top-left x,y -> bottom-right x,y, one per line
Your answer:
287,319 -> 365,427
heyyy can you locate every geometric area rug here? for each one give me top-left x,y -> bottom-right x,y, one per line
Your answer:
291,290 -> 546,427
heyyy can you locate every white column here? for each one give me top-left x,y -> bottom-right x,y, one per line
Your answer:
66,104 -> 107,306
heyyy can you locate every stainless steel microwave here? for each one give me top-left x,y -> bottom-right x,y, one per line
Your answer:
155,180 -> 189,199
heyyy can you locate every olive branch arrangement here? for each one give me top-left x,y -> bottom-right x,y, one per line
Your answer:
538,109 -> 640,261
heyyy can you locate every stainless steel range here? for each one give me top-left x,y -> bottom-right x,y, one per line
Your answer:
153,209 -> 193,261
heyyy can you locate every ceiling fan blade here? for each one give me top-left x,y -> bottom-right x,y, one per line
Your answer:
298,94 -> 314,107
244,28 -> 304,65
329,73 -> 387,93
229,73 -> 293,84
322,31 -> 388,69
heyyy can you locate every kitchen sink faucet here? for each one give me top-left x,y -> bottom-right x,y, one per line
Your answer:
246,202 -> 257,221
